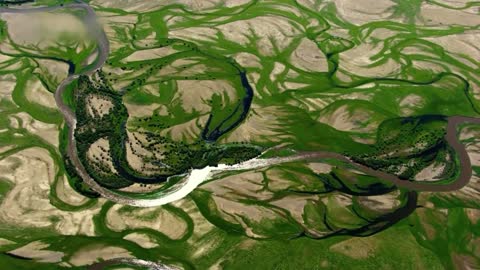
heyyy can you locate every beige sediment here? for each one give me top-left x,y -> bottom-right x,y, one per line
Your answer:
154,62 -> 210,79
318,105 -> 379,133
91,0 -> 247,12
264,167 -> 302,191
70,244 -> 133,266
415,162 -> 446,182
35,59 -> 69,86
97,12 -> 137,52
220,105 -> 290,144
124,131 -> 160,174
357,190 -> 401,213
0,148 -> 103,236
210,195 -> 285,238
124,102 -> 161,118
465,208 -> 480,224
201,171 -> 272,200
283,82 -> 310,90
86,94 -> 114,118
15,112 -> 59,147
122,46 -> 180,62
106,204 -> 188,240
0,74 -> 17,102
171,198 -> 218,255
123,233 -> 159,249
338,43 -> 401,79
419,3 -> 480,26
0,145 -> 16,154
118,182 -> 165,193
171,15 -> 302,56
0,238 -> 15,247
87,137 -> 117,174
233,52 -> 262,69
269,62 -> 286,82
175,80 -> 237,114
425,31 -> 480,68
187,218 -> 225,259
9,241 -> 64,263
399,94 -> 424,116
334,0 -> 396,25
307,162 -> 333,174
270,195 -> 317,224
56,175 -> 90,206
169,27 -> 218,43
289,38 -> 328,72
159,114 -> 205,142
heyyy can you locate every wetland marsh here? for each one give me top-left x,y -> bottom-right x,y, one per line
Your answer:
0,0 -> 479,269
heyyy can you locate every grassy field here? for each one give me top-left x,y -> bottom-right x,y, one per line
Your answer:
0,0 -> 479,269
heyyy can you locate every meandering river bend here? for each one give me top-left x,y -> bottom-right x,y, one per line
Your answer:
1,1 -> 478,207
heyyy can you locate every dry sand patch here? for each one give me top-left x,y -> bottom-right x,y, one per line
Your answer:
35,59 -> 69,86
334,0 -> 397,25
307,162 -> 332,174
399,94 -> 424,115
106,204 -> 188,240
160,115 -> 208,143
123,233 -> 159,249
0,74 -> 17,102
234,52 -> 262,69
318,105 -> 379,133
56,175 -> 90,206
123,46 -> 180,62
87,94 -> 114,118
0,238 -> 15,247
201,171 -> 271,200
420,3 -> 480,26
425,32 -> 480,67
175,80 -> 237,114
9,241 -> 64,263
290,38 -> 328,72
15,112 -> 59,147
92,0 -> 250,12
339,43 -> 401,78
172,15 -> 303,56
69,244 -> 132,266
25,78 -> 57,109
358,190 -> 401,214
270,195 -> 317,225
124,131 -> 163,174
220,105 -> 291,144
124,102 -> 162,118
415,162 -> 446,182
87,137 -> 117,175
0,148 -> 103,236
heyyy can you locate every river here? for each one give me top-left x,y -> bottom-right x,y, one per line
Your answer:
0,0 -> 478,212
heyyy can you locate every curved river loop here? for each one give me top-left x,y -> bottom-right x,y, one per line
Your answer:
0,0 -> 479,207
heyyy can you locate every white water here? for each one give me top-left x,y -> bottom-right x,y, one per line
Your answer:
132,154 -> 324,207
126,157 -> 294,207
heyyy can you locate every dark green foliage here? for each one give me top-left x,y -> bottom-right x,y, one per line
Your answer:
351,115 -> 457,180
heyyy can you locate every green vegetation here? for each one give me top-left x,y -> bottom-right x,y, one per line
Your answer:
352,116 -> 458,180
72,70 -> 261,188
0,0 -> 479,269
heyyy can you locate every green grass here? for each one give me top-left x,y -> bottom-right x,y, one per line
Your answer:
0,0 -> 479,269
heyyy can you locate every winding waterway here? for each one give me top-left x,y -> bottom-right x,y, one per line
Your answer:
1,1 -> 479,207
